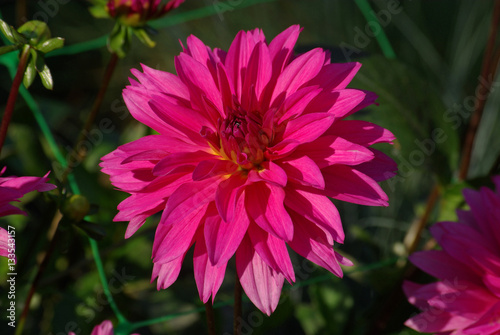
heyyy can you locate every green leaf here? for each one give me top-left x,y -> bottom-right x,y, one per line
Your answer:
18,20 -> 51,46
437,182 -> 468,222
0,19 -> 27,44
36,37 -> 64,54
0,44 -> 19,55
23,52 -> 37,88
133,27 -> 156,48
38,62 -> 54,90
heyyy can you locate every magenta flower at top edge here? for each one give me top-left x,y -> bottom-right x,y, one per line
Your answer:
0,167 -> 56,259
404,176 -> 500,334
100,25 -> 397,315
106,0 -> 185,27
68,319 -> 140,335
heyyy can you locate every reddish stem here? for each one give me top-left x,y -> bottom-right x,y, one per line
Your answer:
0,45 -> 30,156
458,1 -> 500,180
205,301 -> 216,335
60,52 -> 119,183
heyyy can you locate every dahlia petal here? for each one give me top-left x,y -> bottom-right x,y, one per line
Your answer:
123,86 -> 182,136
281,113 -> 334,145
193,234 -> 227,303
149,93 -> 215,136
216,63 -> 235,116
185,34 -> 211,69
462,301 -> 500,334
284,187 -> 344,244
326,120 -> 395,145
132,64 -> 189,101
278,86 -> 323,124
247,161 -> 287,187
405,310 -> 474,334
245,182 -> 293,241
402,281 -> 428,309
192,159 -> 238,181
162,177 -> 219,225
174,53 -> 223,120
236,236 -> 284,316
268,25 -> 301,72
225,30 -> 260,100
280,156 -> 325,189
293,136 -> 374,169
322,165 -> 388,206
247,223 -> 295,283
242,41 -> 272,109
153,151 -> 215,176
354,149 -> 398,182
307,62 -> 362,90
483,273 -> 500,298
122,149 -> 167,164
205,197 -> 250,265
152,204 -> 206,264
409,250 -> 479,284
152,254 -> 185,290
270,48 -> 325,106
214,172 -> 246,222
288,210 -> 343,277
304,89 -> 377,119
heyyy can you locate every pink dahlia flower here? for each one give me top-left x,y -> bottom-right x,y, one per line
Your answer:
0,168 -> 56,259
100,25 -> 397,314
68,319 -> 139,335
106,0 -> 185,26
404,176 -> 500,334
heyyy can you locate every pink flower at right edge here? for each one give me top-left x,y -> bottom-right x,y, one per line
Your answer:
0,167 -> 56,259
100,25 -> 398,315
404,176 -> 500,334
68,320 -> 140,335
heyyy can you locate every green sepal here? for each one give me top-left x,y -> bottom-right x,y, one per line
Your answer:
108,23 -> 132,58
133,27 -> 156,48
88,5 -> 111,19
74,220 -> 106,240
36,37 -> 64,54
18,20 -> 51,46
0,44 -> 19,55
23,51 -> 37,88
0,19 -> 27,44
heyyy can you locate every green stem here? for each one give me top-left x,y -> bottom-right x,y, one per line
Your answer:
0,44 -> 30,156
354,0 -> 396,59
88,237 -> 127,323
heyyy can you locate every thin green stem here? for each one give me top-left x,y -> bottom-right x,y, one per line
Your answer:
0,44 -> 30,156
88,237 -> 127,323
354,0 -> 396,59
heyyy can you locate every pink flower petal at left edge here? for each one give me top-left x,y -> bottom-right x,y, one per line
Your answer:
100,25 -> 397,315
404,177 -> 500,335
